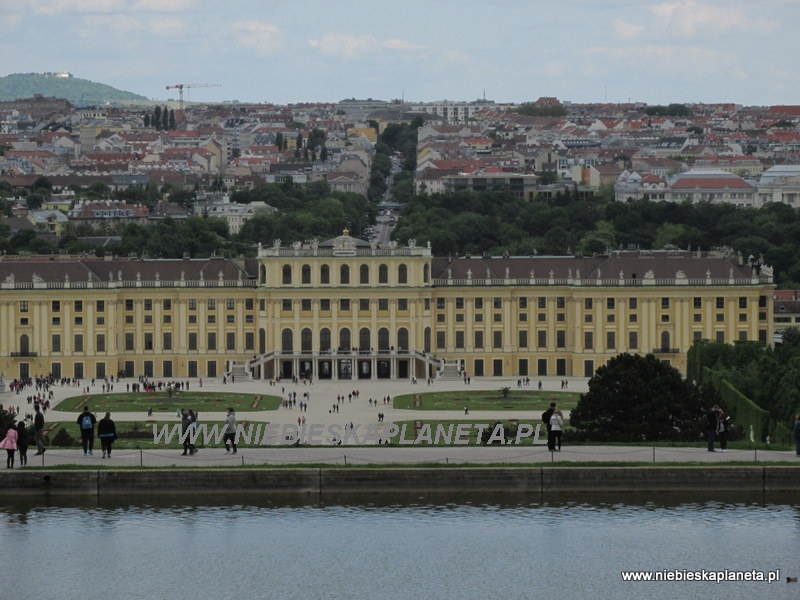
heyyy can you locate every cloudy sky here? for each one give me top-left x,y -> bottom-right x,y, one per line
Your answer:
2,0 -> 797,106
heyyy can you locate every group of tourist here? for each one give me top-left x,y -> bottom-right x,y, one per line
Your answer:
1,403 -> 49,468
75,406 -> 118,458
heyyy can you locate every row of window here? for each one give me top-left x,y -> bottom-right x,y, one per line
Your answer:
23,299 -> 257,313
278,263 -> 416,285
435,296 -> 762,311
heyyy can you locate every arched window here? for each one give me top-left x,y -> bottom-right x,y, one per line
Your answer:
423,264 -> 430,284
360,264 -> 369,284
397,328 -> 409,352
282,264 -> 292,285
340,265 -> 350,285
258,328 -> 266,354
660,331 -> 671,352
301,328 -> 313,352
359,327 -> 371,351
320,328 -> 331,352
398,264 -> 408,284
378,328 -> 390,351
301,264 -> 311,284
378,264 -> 388,284
321,264 -> 330,284
339,328 -> 351,351
19,334 -> 29,355
281,328 -> 294,353
259,265 -> 267,285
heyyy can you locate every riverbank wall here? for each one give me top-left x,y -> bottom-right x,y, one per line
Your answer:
2,466 -> 800,497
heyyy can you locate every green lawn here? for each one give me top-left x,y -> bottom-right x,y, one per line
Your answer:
55,391 -> 281,414
393,389 -> 578,411
45,418 -> 268,450
390,419 -> 548,446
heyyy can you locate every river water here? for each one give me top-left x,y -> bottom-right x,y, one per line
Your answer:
2,492 -> 798,600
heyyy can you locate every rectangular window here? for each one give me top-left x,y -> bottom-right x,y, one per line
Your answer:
207,299 -> 216,310
188,315 -> 197,324
20,300 -> 28,313
437,314 -> 446,322
96,299 -> 105,312
738,331 -> 747,341
694,297 -> 702,309
301,299 -> 312,311
52,300 -> 61,312
144,333 -> 153,351
474,330 -> 484,349
143,315 -> 152,324
518,297 -> 527,309
716,297 -> 724,309
493,330 -> 503,348
606,298 -> 615,310
162,299 -> 171,311
537,330 -> 547,348
661,314 -> 670,322
436,298 -> 445,310
245,298 -> 254,311
628,331 -> 638,349
245,332 -> 254,351
359,299 -> 369,311
74,317 -> 83,325
518,330 -> 528,348
716,313 -> 725,322
738,313 -> 747,322
188,332 -> 197,351
207,332 -> 217,351
556,330 -> 566,348
398,299 -> 408,311
74,334 -> 83,352
475,314 -> 483,322
226,332 -> 235,351
585,298 -> 593,310
320,299 -> 331,311
456,297 -> 465,310
207,315 -> 216,324
493,297 -> 502,309
144,299 -> 152,311
424,299 -> 430,311
455,330 -> 465,349
739,297 -> 747,309
125,299 -> 134,311
74,300 -> 83,312
436,331 -> 446,349
125,333 -> 134,351
476,298 -> 484,309
629,314 -> 637,323
556,313 -> 565,322
629,298 -> 637,310
52,334 -> 61,352
493,313 -> 502,322
282,299 -> 292,311
163,332 -> 172,350
340,299 -> 350,311
584,331 -> 593,350
606,331 -> 615,350
96,334 -> 105,352
226,298 -> 235,310
537,297 -> 546,309
259,299 -> 266,311
519,313 -> 527,322
189,299 -> 197,310
556,297 -> 565,309
606,314 -> 615,323
163,314 -> 171,324
661,298 -> 670,309
378,299 -> 389,311
716,331 -> 725,342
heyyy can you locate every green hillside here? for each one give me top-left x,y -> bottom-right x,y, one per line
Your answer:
0,72 -> 148,106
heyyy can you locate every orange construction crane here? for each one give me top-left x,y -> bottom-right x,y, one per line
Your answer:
165,83 -> 222,113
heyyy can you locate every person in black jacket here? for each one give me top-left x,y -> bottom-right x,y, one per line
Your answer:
542,402 -> 557,451
33,404 -> 46,455
76,406 -> 97,456
98,412 -> 118,458
16,421 -> 28,467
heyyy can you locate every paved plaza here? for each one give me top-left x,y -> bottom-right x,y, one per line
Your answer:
6,375 -> 799,466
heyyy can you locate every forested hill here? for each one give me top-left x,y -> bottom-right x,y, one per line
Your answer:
0,73 -> 148,106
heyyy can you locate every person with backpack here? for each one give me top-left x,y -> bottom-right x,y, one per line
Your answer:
76,406 -> 97,456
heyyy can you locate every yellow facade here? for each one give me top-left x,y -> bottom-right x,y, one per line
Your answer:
0,237 -> 775,382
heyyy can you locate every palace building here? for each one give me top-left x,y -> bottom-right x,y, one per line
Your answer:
0,231 -> 774,383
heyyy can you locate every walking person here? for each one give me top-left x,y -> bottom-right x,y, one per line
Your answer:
705,405 -> 720,452
542,402 -> 557,451
549,409 -> 564,452
98,412 -> 117,458
33,403 -> 46,455
717,409 -> 731,453
76,406 -> 97,456
16,421 -> 28,467
793,413 -> 800,457
223,407 -> 237,453
1,424 -> 18,468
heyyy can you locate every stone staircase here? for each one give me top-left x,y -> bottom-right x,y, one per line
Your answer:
437,361 -> 462,380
